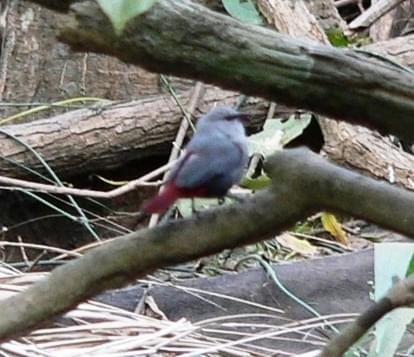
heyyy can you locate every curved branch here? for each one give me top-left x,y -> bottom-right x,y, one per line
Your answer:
321,275 -> 414,356
1,148 -> 414,341
266,149 -> 414,235
40,0 -> 414,142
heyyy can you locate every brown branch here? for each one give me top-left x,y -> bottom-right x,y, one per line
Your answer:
34,0 -> 414,143
257,0 -> 414,191
348,0 -> 405,29
0,160 -> 174,198
1,148 -> 414,340
0,86 -> 266,178
335,0 -> 360,7
321,275 -> 414,356
149,81 -> 205,227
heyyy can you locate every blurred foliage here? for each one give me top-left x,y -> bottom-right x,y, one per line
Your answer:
221,0 -> 264,25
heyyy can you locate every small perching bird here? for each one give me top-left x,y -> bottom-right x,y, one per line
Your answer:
143,106 -> 249,213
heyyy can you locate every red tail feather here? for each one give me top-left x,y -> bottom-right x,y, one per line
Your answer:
142,183 -> 180,214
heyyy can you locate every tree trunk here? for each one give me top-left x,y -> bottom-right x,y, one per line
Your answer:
0,0 -> 160,120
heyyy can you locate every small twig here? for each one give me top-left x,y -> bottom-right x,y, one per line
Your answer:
160,75 -> 197,132
25,250 -> 47,272
0,241 -> 83,258
348,0 -> 405,29
0,175 -> 160,197
17,236 -> 29,267
0,161 -> 175,199
322,275 -> 414,356
235,254 -> 339,335
3,148 -> 414,341
334,0 -> 360,7
149,81 -> 205,227
0,128 -> 100,241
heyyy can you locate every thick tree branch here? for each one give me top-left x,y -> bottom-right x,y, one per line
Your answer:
30,0 -> 414,142
1,148 -> 414,340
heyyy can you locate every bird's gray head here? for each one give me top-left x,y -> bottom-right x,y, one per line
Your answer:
196,106 -> 249,131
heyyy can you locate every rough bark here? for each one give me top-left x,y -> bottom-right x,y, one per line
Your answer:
12,0 -> 414,187
348,0 -> 406,30
319,119 -> 414,188
306,0 -> 347,32
366,34 -> 414,67
321,36 -> 414,188
0,0 -> 160,119
35,0 -> 414,144
370,0 -> 414,41
257,0 -> 414,190
0,86 -> 266,178
2,148 -> 414,340
257,0 -> 329,42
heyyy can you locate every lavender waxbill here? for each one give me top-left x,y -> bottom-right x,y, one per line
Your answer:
143,106 -> 249,213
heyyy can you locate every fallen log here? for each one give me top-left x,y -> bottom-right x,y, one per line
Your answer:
0,87 -> 266,178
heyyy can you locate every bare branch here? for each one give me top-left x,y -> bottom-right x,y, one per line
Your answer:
349,0 -> 405,29
1,148 -> 414,340
322,275 -> 414,356
39,0 -> 414,142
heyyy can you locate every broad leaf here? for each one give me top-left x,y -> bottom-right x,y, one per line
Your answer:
222,0 -> 263,25
96,0 -> 157,35
372,243 -> 414,357
280,114 -> 312,146
248,114 -> 312,157
276,233 -> 317,256
405,253 -> 414,276
240,174 -> 272,190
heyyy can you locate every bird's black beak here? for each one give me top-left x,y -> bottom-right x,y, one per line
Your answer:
225,113 -> 250,123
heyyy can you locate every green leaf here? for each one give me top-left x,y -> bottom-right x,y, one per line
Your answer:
240,175 -> 271,190
373,243 -> 414,357
280,114 -> 312,146
248,119 -> 283,157
326,28 -> 350,47
96,0 -> 157,35
221,0 -> 263,25
405,253 -> 414,276
248,114 -> 312,157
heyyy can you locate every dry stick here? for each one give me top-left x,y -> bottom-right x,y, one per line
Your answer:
0,160 -> 176,199
52,0 -> 414,143
321,275 -> 414,356
2,149 -> 414,341
149,81 -> 205,227
348,0 -> 406,29
334,0 -> 360,7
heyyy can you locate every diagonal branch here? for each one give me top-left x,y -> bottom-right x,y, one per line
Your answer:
1,148 -> 414,341
321,275 -> 414,356
28,0 -> 414,142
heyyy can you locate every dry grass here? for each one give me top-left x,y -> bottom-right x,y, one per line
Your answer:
0,243 -> 356,356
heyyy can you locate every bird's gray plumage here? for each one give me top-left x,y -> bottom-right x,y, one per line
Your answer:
169,106 -> 249,196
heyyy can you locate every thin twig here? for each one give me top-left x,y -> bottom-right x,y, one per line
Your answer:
0,128 -> 100,241
0,161 -> 175,199
149,81 -> 205,227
